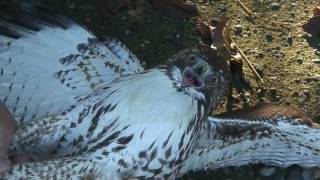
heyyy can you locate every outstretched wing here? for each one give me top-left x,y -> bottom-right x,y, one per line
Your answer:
0,5 -> 143,124
180,104 -> 320,175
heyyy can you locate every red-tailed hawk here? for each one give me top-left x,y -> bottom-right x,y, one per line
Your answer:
1,4 -> 320,180
1,4 -> 230,179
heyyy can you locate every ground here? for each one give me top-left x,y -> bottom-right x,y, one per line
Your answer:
28,0 -> 320,179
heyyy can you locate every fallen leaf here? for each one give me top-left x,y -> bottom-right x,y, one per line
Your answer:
150,0 -> 199,19
195,18 -> 214,41
195,18 -> 229,49
313,6 -> 320,16
211,19 -> 229,48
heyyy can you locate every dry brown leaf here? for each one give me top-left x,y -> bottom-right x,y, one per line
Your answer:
211,19 -> 229,48
195,18 -> 214,40
195,18 -> 229,50
313,6 -> 320,16
150,0 -> 199,19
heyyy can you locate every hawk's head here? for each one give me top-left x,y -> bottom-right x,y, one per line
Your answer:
167,46 -> 230,110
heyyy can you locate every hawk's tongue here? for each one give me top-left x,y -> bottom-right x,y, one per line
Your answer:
183,77 -> 195,87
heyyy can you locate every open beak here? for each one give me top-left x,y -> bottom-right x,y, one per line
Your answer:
182,67 -> 204,88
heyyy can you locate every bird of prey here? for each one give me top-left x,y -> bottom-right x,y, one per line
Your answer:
1,4 -> 231,179
1,4 -> 320,180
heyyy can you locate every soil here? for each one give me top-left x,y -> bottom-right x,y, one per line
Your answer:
25,0 -> 320,179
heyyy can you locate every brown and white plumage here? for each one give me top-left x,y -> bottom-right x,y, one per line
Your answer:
2,4 -> 320,180
0,5 -> 143,125
5,44 -> 230,179
180,104 -> 320,175
1,5 -> 232,179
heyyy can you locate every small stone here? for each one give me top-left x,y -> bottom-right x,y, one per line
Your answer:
270,76 -> 277,80
296,58 -> 303,64
266,34 -> 273,42
287,36 -> 293,45
270,2 -> 281,10
269,88 -> 280,101
218,4 -> 226,12
257,52 -> 264,58
254,64 -> 264,77
291,91 -> 300,97
234,24 -> 243,35
252,28 -> 258,33
293,78 -> 301,83
303,90 -> 311,99
244,91 -> 251,98
311,58 -> 320,64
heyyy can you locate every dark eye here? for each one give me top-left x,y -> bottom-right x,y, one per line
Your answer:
187,55 -> 197,65
209,76 -> 219,85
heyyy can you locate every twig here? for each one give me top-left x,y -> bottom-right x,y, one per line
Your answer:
236,0 -> 292,26
230,35 -> 264,83
222,20 -> 264,84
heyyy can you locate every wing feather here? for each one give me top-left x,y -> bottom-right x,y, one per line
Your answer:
0,5 -> 143,124
180,104 -> 320,175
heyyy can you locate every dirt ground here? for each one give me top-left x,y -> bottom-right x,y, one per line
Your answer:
26,0 -> 320,179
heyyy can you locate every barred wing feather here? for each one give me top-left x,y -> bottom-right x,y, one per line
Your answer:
0,6 -> 143,124
180,104 -> 320,174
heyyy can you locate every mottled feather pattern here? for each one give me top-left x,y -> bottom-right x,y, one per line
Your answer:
3,4 -> 320,180
0,6 -> 143,124
6,68 -> 207,179
9,115 -> 71,160
4,157 -> 100,180
180,104 -> 320,174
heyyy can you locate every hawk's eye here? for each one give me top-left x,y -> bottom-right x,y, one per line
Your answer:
187,55 -> 197,65
209,76 -> 219,85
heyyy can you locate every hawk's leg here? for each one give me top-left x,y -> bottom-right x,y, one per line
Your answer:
9,115 -> 71,160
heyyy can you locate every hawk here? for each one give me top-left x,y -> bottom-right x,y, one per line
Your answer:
1,4 -> 320,180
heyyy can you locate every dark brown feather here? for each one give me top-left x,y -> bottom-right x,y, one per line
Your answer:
216,103 -> 313,127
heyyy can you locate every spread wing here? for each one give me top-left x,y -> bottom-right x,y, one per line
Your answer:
180,104 -> 320,175
0,5 -> 144,124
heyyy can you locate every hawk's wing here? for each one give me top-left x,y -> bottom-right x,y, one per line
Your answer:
0,5 -> 143,124
180,104 -> 320,175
